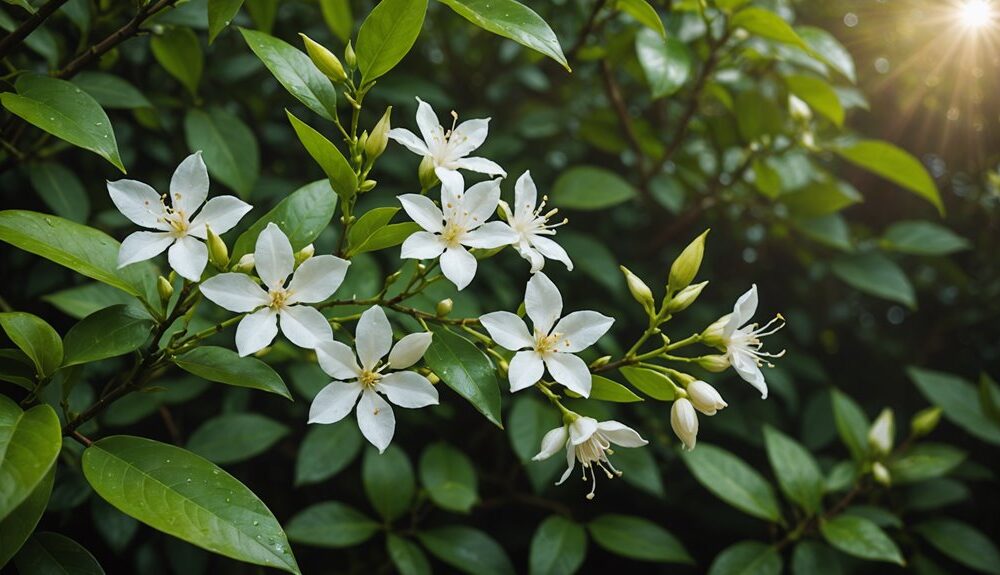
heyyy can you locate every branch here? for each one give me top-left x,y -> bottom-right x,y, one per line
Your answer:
0,0 -> 70,60
566,0 -> 609,62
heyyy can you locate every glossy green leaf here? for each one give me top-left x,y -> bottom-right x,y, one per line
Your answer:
150,27 -> 203,96
909,367 -> 1000,445
387,534 -> 432,575
208,0 -> 244,42
835,140 -> 943,214
551,166 -> 637,211
887,443 -> 965,484
362,445 -> 414,521
90,497 -> 138,554
347,207 -> 421,257
681,443 -> 782,522
72,72 -> 152,110
881,220 -> 970,255
786,75 -> 844,126
819,515 -> 904,565
635,28 -> 691,99
286,501 -> 379,548
417,525 -> 515,575
830,389 -> 870,460
1,75 -> 124,172
27,162 -> 90,223
588,514 -> 692,564
42,283 -> 138,320
187,413 -> 289,465
357,0 -> 428,82
419,442 -> 478,513
286,110 -> 356,200
842,505 -> 902,529
762,425 -> 824,514
240,28 -> 339,121
619,367 -> 675,400
914,519 -> 1000,575
529,515 -> 586,575
791,541 -> 843,575
62,305 -> 153,367
587,375 -> 643,402
81,435 -> 300,573
230,180 -> 338,262
507,395 -> 562,492
0,350 -> 34,391
708,541 -> 782,575
618,0 -> 664,37
613,444 -> 664,497
797,26 -> 856,83
320,0 -> 353,42
173,346 -> 292,400
0,396 -> 60,523
0,312 -> 62,378
184,107 -> 259,198
0,467 -> 54,568
831,252 -> 915,308
731,7 -> 808,50
780,179 -> 861,218
424,326 -> 502,427
294,420 -> 363,486
793,213 -> 853,251
13,532 -> 104,574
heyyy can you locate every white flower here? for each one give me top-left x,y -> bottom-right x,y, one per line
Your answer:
388,97 -> 505,177
868,408 -> 895,455
399,169 -> 517,290
199,223 -> 349,356
308,306 -> 437,453
715,284 -> 785,399
498,171 -> 573,273
687,380 -> 728,416
532,416 -> 647,499
671,398 -> 699,451
109,152 -> 252,281
479,272 -> 613,397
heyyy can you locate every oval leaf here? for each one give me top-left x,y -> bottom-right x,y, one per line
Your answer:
186,413 -> 289,465
588,514 -> 692,564
0,397 -> 61,522
552,166 -> 637,211
417,525 -> 515,575
286,110 -> 356,200
820,515 -> 903,565
708,541 -> 782,575
362,445 -> 415,522
150,27 -> 203,96
830,252 -> 915,308
0,467 -> 54,567
230,180 -> 338,262
424,326 -> 502,427
356,0 -> 428,82
0,312 -> 62,378
636,28 -> 692,99
762,425 -> 824,514
419,442 -> 478,513
173,346 -> 291,399
681,443 -> 782,522
13,532 -> 104,575
240,28 -> 338,120
834,140 -> 943,214
294,420 -> 363,486
184,107 -> 260,198
914,519 -> 1000,575
529,515 -> 587,575
286,501 -> 379,548
62,305 -> 153,368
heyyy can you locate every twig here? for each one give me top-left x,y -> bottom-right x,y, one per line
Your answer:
566,0 -> 609,61
0,0 -> 71,60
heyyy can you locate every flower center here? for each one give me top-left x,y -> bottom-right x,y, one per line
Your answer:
534,330 -> 563,355
440,222 -> 464,247
729,314 -> 786,367
517,195 -> 567,237
359,369 -> 382,389
268,287 -> 289,310
574,432 -> 623,500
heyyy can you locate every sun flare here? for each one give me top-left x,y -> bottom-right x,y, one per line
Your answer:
957,0 -> 995,29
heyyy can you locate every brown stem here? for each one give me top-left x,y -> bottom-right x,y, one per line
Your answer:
0,0 -> 70,60
70,430 -> 93,447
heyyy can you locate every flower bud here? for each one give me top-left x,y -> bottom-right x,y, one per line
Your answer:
687,380 -> 728,416
157,275 -> 174,302
419,156 -> 439,189
385,270 -> 402,286
589,355 -> 611,369
436,298 -> 453,317
671,398 -> 699,451
427,372 -> 440,385
668,229 -> 709,294
300,34 -> 347,83
344,40 -> 356,69
294,244 -> 315,268
696,354 -> 731,372
789,94 -> 812,122
872,461 -> 891,486
360,179 -> 377,192
366,106 -> 392,161
620,265 -> 655,315
868,408 -> 895,456
235,253 -> 255,274
666,281 -> 708,314
700,314 -> 732,349
910,406 -> 942,438
206,225 -> 229,271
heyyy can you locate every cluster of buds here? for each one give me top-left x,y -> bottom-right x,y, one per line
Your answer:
865,405 -> 942,486
670,375 -> 728,450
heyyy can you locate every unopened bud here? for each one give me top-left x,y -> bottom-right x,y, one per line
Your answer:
589,355 -> 611,369
157,275 -> 174,302
620,265 -> 655,315
235,253 -> 255,274
366,106 -> 392,160
701,314 -> 732,349
666,281 -> 708,314
868,408 -> 895,456
206,225 -> 229,270
436,298 -> 453,317
419,156 -> 439,190
427,372 -> 440,385
789,94 -> 812,122
385,270 -> 402,286
910,406 -> 941,438
300,34 -> 347,82
872,461 -> 891,486
668,229 -> 709,293
344,40 -> 356,69
360,179 -> 377,192
696,354 -> 731,372
294,244 -> 315,268
670,398 -> 699,451
687,380 -> 728,416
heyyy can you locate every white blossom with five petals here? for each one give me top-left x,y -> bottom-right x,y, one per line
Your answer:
479,273 -> 613,397
499,171 -> 573,273
199,223 -> 349,356
707,284 -> 785,399
109,152 -> 252,281
308,306 -> 437,453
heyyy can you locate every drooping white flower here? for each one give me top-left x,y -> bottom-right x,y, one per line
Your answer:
109,152 -> 252,282
706,284 -> 785,399
388,97 -> 506,177
498,171 -> 573,273
687,380 -> 728,416
399,168 -> 517,290
199,223 -> 349,356
308,306 -> 437,453
671,398 -> 699,451
479,272 -> 613,397
532,416 -> 647,499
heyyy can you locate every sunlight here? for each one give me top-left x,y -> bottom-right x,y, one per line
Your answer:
957,0 -> 995,29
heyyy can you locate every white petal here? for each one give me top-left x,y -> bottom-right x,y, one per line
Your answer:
199,273 -> 269,312
513,171 -> 537,216
398,194 -> 444,233
731,349 -> 768,399
168,235 -> 208,281
479,311 -> 532,351
461,177 -> 502,227
518,245 -> 546,273
308,380 -> 362,424
725,284 -> 758,337
286,255 -> 350,304
437,168 -> 465,220
279,304 -> 332,349
552,311 -> 614,353
315,339 -> 361,380
255,223 -> 294,288
388,128 -> 430,156
388,333 -> 433,369
447,117 -> 489,157
508,350 -> 545,392
532,425 -> 568,461
117,231 -> 174,268
462,221 -> 517,249
568,416 -> 598,445
357,389 -> 395,453
414,98 -> 444,149
356,306 -> 392,370
597,421 -> 648,448
545,352 -> 592,397
170,151 -> 209,216
452,156 -> 506,177
440,246 -> 477,290
378,371 -> 438,408
525,272 -> 562,335
188,195 -> 252,237
401,231 -> 446,260
235,308 -> 278,356
531,236 -> 573,271
108,179 -> 167,229
556,444 -> 576,485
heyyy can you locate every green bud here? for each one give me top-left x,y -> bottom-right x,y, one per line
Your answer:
436,298 -> 453,317
700,313 -> 732,349
620,265 -> 655,314
385,270 -> 402,286
872,461 -> 891,486
910,406 -> 942,438
206,225 -> 229,270
666,280 -> 708,314
589,355 -> 611,369
344,40 -> 356,69
696,354 -> 731,372
294,244 -> 315,268
360,179 -> 377,192
366,106 -> 392,161
300,34 -> 347,83
235,253 -> 255,274
157,275 -> 174,302
868,408 -> 895,456
668,229 -> 709,294
419,156 -> 439,190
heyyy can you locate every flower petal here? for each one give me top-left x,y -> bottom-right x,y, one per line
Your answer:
462,177 -> 502,227
597,421 -> 648,448
308,380 -> 362,424
531,235 -> 573,271
388,127 -> 430,156
731,349 -> 768,399
286,255 -> 350,304
398,194 -> 444,233
545,352 -> 592,398
532,425 -> 568,461
508,350 -> 545,392
569,416 -> 598,445
725,284 -> 758,337
255,222 -> 294,288
315,339 -> 361,380
118,231 -> 174,268
357,389 -> 395,453
388,332 -> 433,369
525,272 -> 562,334
235,308 -> 278,356
440,246 -> 477,290
447,118 -> 489,157
513,171 -> 537,216
167,235 -> 208,282
199,272 -> 269,312
414,98 -> 444,150
437,168 -> 465,220
279,304 -> 332,349
552,311 -> 614,353
518,244 -> 546,274
462,221 -> 516,249
452,156 -> 506,177
401,231 -> 446,260
378,371 -> 438,408
556,444 -> 576,485
356,305 -> 393,370
188,195 -> 252,237
108,179 -> 167,229
478,311 -> 532,351
170,151 -> 209,216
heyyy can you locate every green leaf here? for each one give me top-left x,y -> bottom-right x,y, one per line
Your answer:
43,283 -> 138,320
91,497 -> 138,554
551,166 -> 637,211
588,375 -> 643,402
240,28 -> 338,121
173,346 -> 291,400
0,467 -> 54,568
618,0 -> 664,37
356,0 -> 428,82
286,110 -> 356,201
619,366 -> 675,400
819,515 -> 904,565
13,533 -> 104,574
230,180 -> 338,262
0,312 -> 62,378
681,443 -> 782,522
791,541 -> 843,575
320,0 -> 353,42
1,75 -> 124,172
736,91 -> 783,141
612,445 -> 664,497
417,525 -> 515,575
0,350 -> 34,391
529,515 -> 586,575
762,425 -> 824,514
150,27 -> 203,96
387,536 -> 431,575
81,435 -> 300,574
842,505 -> 902,529
780,179 -> 861,218
831,252 -> 915,308
184,107 -> 259,198
796,26 -> 856,83
419,442 -> 478,513
887,443 -> 965,484
507,395 -> 562,492
362,445 -> 414,521
881,221 -> 970,256
72,72 -> 152,110
0,10 -> 57,66
424,326 -> 503,427
0,396 -> 61,523
346,207 -> 420,257
834,140 -> 943,214
786,75 -> 844,126
731,7 -> 808,50
294,420 -> 363,486
793,214 -> 853,251
208,0 -> 244,42
914,519 -> 1000,575
559,230 -> 625,295
186,413 -> 289,465
830,389 -> 870,460
588,514 -> 692,564
708,541 -> 782,575
61,305 -> 153,367
27,162 -> 90,222
286,501 -> 379,548
909,367 -> 1000,445
635,28 -> 691,99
